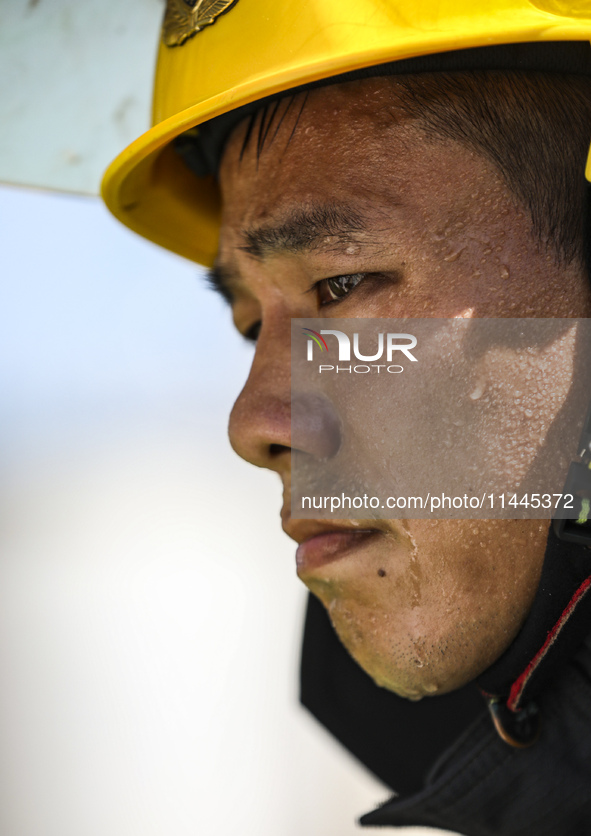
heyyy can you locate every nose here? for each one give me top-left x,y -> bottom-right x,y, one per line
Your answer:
228,322 -> 342,472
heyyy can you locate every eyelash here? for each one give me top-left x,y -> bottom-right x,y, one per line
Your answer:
242,272 -> 372,342
316,272 -> 366,306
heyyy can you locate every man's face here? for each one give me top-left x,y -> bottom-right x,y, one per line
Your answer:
215,78 -> 591,700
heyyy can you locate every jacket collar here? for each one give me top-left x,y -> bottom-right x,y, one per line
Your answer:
300,529 -> 591,809
360,630 -> 591,834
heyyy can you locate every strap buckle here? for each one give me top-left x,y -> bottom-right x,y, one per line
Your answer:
486,697 -> 541,748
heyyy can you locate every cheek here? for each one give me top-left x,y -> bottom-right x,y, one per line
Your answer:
304,519 -> 548,697
403,520 -> 548,623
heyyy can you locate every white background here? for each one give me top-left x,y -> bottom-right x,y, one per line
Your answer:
0,186 -> 454,835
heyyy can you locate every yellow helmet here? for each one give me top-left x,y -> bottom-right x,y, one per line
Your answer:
101,0 -> 591,267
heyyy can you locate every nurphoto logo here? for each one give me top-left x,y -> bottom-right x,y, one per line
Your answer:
303,327 -> 418,373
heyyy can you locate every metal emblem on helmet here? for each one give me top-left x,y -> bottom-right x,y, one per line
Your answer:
162,0 -> 239,47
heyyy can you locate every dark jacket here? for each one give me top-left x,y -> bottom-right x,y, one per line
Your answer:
300,529 -> 591,835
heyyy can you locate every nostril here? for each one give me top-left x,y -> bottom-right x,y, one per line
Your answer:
269,443 -> 291,457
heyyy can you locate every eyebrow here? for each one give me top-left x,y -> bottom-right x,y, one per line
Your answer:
206,204 -> 368,301
241,204 -> 367,258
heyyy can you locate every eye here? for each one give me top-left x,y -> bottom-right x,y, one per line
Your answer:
317,273 -> 365,305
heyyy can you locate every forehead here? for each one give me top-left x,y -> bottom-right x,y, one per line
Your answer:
218,79 -> 427,226
216,76 -> 508,256
221,77 -> 407,170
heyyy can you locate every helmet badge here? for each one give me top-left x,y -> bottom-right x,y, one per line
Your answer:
162,0 -> 239,47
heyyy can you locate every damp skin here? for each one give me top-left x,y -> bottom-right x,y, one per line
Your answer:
217,77 -> 591,699
291,318 -> 590,515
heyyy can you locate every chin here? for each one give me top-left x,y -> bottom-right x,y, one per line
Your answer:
339,638 -> 449,701
339,631 -> 476,701
314,589 -> 500,701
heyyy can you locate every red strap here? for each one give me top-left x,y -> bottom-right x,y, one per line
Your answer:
507,575 -> 591,712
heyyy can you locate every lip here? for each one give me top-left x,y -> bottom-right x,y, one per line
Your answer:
295,528 -> 380,572
282,512 -> 384,572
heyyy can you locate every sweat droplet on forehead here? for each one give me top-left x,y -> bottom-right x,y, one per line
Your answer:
443,246 -> 466,262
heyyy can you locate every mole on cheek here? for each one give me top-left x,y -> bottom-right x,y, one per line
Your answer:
378,569 -> 386,577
